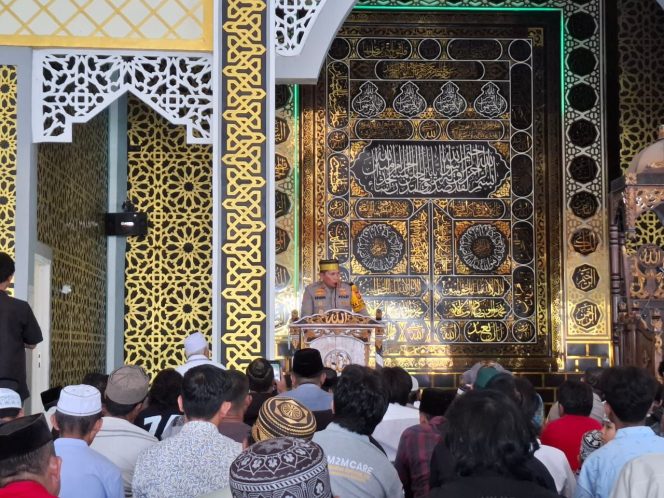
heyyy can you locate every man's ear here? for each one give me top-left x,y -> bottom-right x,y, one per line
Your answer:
46,455 -> 62,496
219,400 -> 232,418
331,400 -> 335,415
319,372 -> 327,385
177,395 -> 184,413
51,413 -> 59,431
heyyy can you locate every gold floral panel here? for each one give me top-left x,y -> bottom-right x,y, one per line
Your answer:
37,112 -> 108,387
301,10 -> 563,371
124,96 -> 212,378
220,0 -> 268,370
0,66 -> 17,258
0,0 -> 212,51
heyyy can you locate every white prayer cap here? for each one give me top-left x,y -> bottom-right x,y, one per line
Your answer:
0,389 -> 21,410
56,385 -> 101,416
184,332 -> 208,356
411,375 -> 419,392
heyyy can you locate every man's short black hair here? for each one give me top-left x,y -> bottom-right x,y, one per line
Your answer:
82,373 -> 109,398
0,408 -> 20,420
147,369 -> 182,410
0,253 -> 14,284
246,358 -> 274,393
54,411 -> 101,437
445,389 -> 533,480
104,397 -> 141,417
558,380 -> 593,416
381,367 -> 411,405
333,365 -> 388,435
0,441 -> 54,487
182,365 -> 233,420
601,366 -> 658,423
583,367 -> 604,393
226,369 -> 249,412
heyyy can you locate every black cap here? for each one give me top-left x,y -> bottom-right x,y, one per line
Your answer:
292,349 -> 324,378
40,386 -> 62,411
0,414 -> 52,460
419,388 -> 455,417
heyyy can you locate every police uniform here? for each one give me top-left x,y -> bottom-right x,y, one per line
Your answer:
300,281 -> 368,316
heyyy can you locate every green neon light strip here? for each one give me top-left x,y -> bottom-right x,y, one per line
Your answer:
354,4 -> 566,120
293,84 -> 301,294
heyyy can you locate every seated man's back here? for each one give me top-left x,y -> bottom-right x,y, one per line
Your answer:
312,364 -> 404,498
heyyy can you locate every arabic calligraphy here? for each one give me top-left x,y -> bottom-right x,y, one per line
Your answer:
474,82 -> 508,118
393,81 -> 427,118
355,276 -> 425,297
352,141 -> 509,197
355,119 -> 413,140
433,81 -> 467,118
419,120 -> 441,140
327,154 -> 349,196
351,81 -> 386,118
440,276 -> 510,297
513,266 -> 535,318
464,321 -> 508,342
328,198 -> 349,219
572,301 -> 601,329
354,223 -> 406,272
437,322 -> 460,342
328,221 -> 349,262
571,228 -> 599,255
448,199 -> 505,219
458,224 -> 508,272
275,154 -> 291,181
275,227 -> 290,254
447,120 -> 505,141
438,298 -> 510,319
275,117 -> 290,144
355,199 -> 413,219
572,264 -> 600,292
327,61 -> 349,128
327,130 -> 349,152
357,38 -> 412,59
375,60 -> 484,80
513,320 -> 536,342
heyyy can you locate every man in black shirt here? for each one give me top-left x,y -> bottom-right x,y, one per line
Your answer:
0,252 -> 43,402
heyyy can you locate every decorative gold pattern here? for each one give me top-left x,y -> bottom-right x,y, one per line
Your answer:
0,0 -> 212,51
37,112 -> 108,387
124,96 -> 212,378
0,66 -> 17,258
221,0 -> 268,370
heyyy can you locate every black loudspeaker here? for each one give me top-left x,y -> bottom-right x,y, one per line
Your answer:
104,212 -> 148,237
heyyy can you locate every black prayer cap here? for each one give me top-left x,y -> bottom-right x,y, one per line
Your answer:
40,386 -> 62,411
419,388 -> 456,417
292,348 -> 324,378
0,414 -> 52,460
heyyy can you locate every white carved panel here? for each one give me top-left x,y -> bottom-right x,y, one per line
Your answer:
33,50 -> 213,144
275,0 -> 324,56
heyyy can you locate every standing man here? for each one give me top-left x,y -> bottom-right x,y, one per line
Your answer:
0,252 -> 43,402
300,259 -> 368,316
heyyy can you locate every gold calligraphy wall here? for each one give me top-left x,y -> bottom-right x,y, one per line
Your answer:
0,66 -> 16,259
302,10 -> 563,371
220,0 -> 268,370
37,113 -> 108,386
124,96 -> 213,377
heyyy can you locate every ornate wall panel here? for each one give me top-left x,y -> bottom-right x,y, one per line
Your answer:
34,51 -> 213,144
301,0 -> 611,371
0,0 -> 212,51
274,85 -> 298,343
37,112 -> 108,386
0,66 -> 17,259
220,0 -> 268,370
302,10 -> 563,371
124,96 -> 212,377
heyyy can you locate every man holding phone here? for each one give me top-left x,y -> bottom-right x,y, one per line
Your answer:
300,259 -> 368,317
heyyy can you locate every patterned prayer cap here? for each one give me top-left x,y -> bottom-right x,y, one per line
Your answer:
252,397 -> 316,442
229,437 -> 332,498
579,429 -> 604,463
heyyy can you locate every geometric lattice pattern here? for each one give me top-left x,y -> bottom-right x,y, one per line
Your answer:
275,0 -> 324,56
0,0 -> 211,51
352,0 -> 609,364
35,51 -> 213,144
124,96 -> 212,378
37,112 -> 109,387
220,0 -> 268,370
0,66 -> 17,260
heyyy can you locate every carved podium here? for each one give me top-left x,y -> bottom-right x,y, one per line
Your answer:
288,309 -> 386,372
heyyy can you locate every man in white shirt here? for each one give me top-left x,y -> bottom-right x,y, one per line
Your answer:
90,365 -> 157,497
176,332 -> 226,375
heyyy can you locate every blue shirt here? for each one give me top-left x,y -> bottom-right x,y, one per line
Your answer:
277,383 -> 333,411
575,426 -> 664,498
55,438 -> 124,498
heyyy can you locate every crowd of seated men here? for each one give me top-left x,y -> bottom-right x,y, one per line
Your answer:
2,333 -> 664,498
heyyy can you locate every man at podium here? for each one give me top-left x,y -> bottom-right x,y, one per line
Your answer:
300,259 -> 368,317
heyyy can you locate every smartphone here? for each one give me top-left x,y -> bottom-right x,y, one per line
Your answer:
269,360 -> 282,382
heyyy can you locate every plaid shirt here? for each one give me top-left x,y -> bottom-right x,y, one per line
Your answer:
394,416 -> 446,498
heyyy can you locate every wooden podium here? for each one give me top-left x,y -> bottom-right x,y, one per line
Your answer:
288,309 -> 386,372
